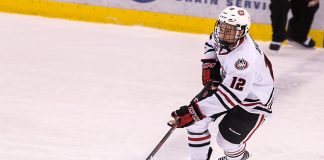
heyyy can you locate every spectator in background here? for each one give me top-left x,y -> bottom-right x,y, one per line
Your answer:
269,0 -> 319,51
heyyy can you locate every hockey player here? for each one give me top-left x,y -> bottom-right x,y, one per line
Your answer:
170,6 -> 274,160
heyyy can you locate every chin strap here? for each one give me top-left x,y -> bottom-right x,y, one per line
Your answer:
219,37 -> 243,52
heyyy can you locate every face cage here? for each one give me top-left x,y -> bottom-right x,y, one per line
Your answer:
213,21 -> 246,49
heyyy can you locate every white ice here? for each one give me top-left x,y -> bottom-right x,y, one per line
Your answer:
0,13 -> 324,160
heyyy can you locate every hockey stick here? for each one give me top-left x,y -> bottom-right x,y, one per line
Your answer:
146,82 -> 224,159
146,118 -> 179,160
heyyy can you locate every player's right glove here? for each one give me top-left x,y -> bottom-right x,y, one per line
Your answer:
201,59 -> 222,86
169,102 -> 206,128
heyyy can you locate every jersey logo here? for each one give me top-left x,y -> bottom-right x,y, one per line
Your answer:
202,62 -> 216,69
238,10 -> 245,16
235,58 -> 249,70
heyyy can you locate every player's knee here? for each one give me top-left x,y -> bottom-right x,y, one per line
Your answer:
186,117 -> 210,132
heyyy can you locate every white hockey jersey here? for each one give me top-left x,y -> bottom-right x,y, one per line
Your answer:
198,33 -> 274,117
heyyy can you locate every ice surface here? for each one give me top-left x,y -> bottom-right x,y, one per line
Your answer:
0,13 -> 323,160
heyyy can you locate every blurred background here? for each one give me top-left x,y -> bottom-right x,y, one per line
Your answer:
0,0 -> 323,47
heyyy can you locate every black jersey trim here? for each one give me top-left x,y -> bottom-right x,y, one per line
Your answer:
253,106 -> 272,113
265,88 -> 274,106
219,84 -> 242,103
204,48 -> 215,54
215,93 -> 231,110
205,42 -> 213,48
243,98 -> 260,102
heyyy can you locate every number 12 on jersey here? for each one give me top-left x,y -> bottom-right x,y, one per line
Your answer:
230,77 -> 246,91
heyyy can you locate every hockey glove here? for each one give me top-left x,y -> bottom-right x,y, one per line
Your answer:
169,103 -> 206,128
201,59 -> 222,86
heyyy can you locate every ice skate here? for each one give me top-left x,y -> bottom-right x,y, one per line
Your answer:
218,151 -> 250,160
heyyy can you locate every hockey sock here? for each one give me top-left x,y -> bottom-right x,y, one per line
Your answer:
187,130 -> 211,160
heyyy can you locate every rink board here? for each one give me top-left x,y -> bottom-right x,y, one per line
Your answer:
0,0 -> 323,48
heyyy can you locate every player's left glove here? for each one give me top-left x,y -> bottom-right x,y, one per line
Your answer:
169,102 -> 206,128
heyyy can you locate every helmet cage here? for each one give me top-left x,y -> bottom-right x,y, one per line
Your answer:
213,21 -> 246,49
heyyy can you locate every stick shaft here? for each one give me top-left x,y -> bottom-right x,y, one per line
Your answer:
146,119 -> 178,160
